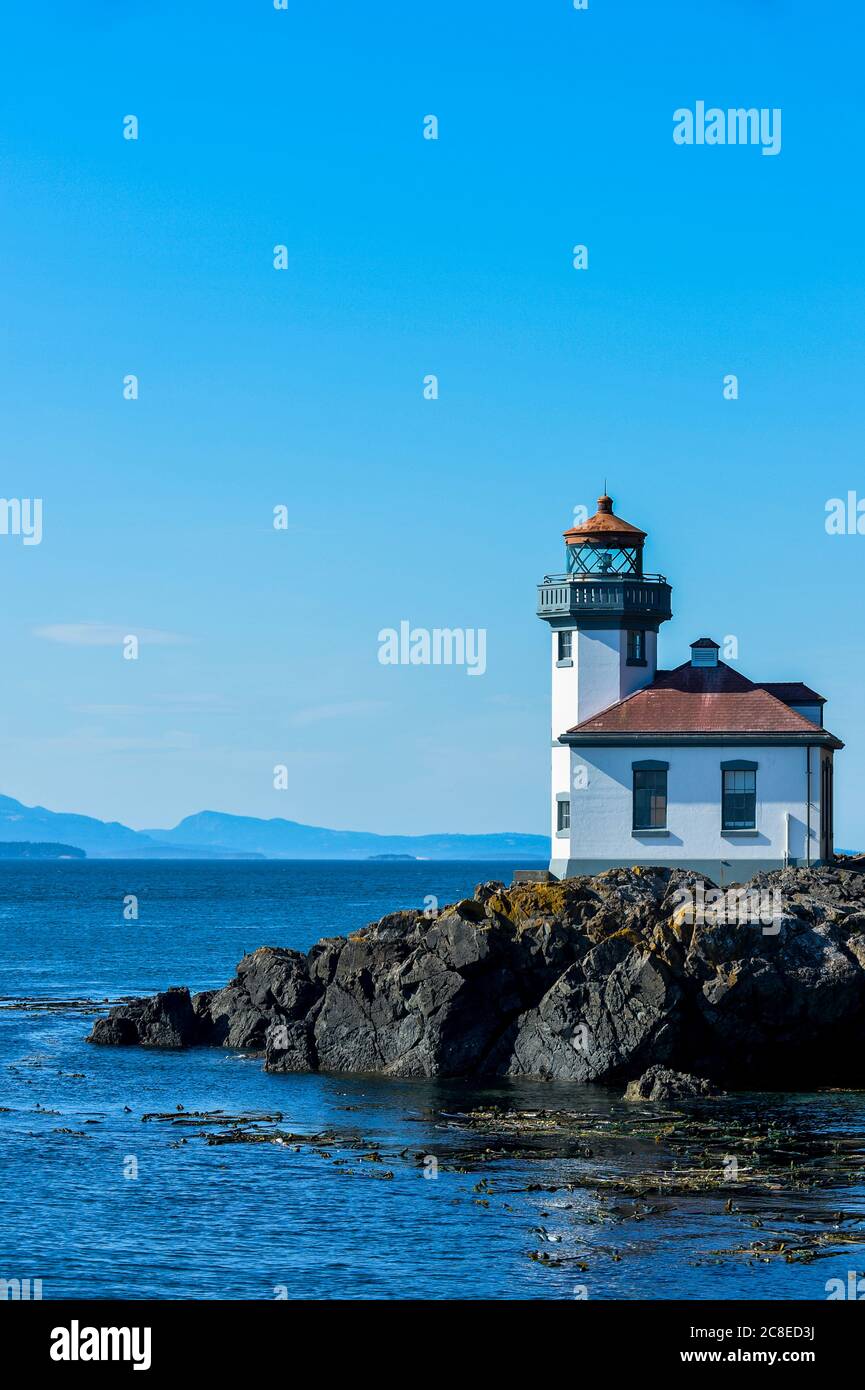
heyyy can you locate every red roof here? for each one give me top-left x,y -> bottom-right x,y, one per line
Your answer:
563,494 -> 647,543
564,662 -> 841,743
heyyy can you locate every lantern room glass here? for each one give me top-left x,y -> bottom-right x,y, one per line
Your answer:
566,541 -> 643,577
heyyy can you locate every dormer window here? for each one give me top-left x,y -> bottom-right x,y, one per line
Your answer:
690,638 -> 719,668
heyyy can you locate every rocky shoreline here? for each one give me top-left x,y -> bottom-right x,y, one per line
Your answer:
88,865 -> 865,1089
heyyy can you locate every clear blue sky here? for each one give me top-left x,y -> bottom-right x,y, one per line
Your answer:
1,1 -> 863,843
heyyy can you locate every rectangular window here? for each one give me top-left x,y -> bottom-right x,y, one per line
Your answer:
557,799 -> 570,832
722,769 -> 756,830
627,630 -> 645,664
633,768 -> 666,829
557,631 -> 572,661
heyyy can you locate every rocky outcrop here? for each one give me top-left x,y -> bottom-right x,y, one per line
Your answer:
88,987 -> 203,1048
623,1065 -> 722,1101
87,865 -> 865,1088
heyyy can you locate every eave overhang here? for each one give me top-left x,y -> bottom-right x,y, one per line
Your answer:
559,731 -> 844,750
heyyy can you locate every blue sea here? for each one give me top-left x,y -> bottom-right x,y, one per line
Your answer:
1,860 -> 863,1301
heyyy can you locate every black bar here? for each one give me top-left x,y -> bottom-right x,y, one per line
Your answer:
6,1298 -> 861,1375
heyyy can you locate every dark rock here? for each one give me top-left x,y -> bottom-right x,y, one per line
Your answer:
204,947 -> 318,1049
87,988 -> 199,1048
474,879 -> 507,904
624,1065 -> 722,1101
265,1020 -> 318,1073
508,941 -> 681,1082
87,865 -> 865,1089
88,1014 -> 140,1046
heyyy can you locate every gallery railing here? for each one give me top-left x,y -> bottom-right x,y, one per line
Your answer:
537,573 -> 672,619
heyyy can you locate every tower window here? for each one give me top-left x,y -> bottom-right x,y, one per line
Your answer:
557,630 -> 572,662
633,767 -> 667,830
557,799 -> 570,833
722,768 -> 756,830
627,630 -> 645,665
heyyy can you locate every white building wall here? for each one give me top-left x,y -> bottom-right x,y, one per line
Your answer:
551,742 -> 825,882
550,631 -> 578,739
619,629 -> 657,701
550,627 -> 657,739
550,742 -> 570,843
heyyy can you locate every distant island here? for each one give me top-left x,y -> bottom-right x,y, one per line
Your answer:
0,793 -> 548,862
0,841 -> 86,861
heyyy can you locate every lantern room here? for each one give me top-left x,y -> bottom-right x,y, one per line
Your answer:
562,494 -> 647,576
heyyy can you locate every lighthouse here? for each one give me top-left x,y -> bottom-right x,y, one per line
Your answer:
537,494 -> 841,882
537,494 -> 673,875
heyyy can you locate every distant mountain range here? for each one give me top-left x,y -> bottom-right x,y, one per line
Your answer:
0,795 -> 548,861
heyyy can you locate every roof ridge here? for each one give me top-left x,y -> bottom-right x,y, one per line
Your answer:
758,680 -> 826,701
666,658 -> 757,688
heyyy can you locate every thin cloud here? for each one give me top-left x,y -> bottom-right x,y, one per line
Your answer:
39,730 -> 198,753
288,700 -> 390,726
73,694 -> 234,716
33,623 -> 189,647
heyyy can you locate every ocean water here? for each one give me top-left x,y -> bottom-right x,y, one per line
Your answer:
1,860 -> 863,1301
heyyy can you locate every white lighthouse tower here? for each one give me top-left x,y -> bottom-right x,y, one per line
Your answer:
537,494 -> 673,877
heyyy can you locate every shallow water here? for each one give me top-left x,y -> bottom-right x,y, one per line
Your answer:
1,861 -> 863,1300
